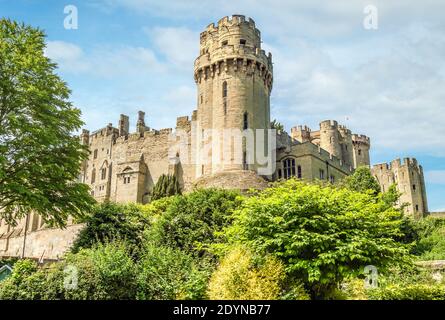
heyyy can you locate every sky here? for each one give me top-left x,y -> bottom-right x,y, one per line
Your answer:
1,0 -> 444,211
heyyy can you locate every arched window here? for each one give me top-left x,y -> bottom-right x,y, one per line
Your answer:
282,158 -> 296,179
101,167 -> 107,180
222,81 -> 227,98
91,169 -> 96,184
243,112 -> 248,130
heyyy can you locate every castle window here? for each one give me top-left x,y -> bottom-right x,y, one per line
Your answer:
243,151 -> 248,170
91,169 -> 96,184
413,184 -> 416,192
319,169 -> 325,180
101,168 -> 107,180
123,177 -> 131,184
93,149 -> 98,159
200,95 -> 203,104
330,175 -> 335,184
358,149 -> 362,156
243,112 -> 248,130
223,101 -> 227,115
221,40 -> 228,46
297,165 -> 302,178
222,81 -> 227,98
415,204 -> 419,212
240,39 -> 246,45
283,158 -> 296,179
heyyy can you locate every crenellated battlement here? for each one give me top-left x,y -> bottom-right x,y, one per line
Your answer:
320,120 -> 338,129
352,134 -> 370,145
203,15 -> 258,35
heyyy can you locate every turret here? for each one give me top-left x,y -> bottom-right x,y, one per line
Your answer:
319,120 -> 342,159
352,134 -> 370,168
136,111 -> 147,134
194,15 -> 273,176
291,125 -> 311,143
338,125 -> 354,167
118,114 -> 129,136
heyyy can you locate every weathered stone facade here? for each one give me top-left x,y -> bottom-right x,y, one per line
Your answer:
0,15 -> 428,260
372,158 -> 429,218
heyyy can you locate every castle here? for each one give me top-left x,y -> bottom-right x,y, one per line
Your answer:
0,15 -> 428,261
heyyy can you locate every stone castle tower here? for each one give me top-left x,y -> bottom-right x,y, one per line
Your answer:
290,120 -> 370,170
194,15 -> 273,176
372,158 -> 428,218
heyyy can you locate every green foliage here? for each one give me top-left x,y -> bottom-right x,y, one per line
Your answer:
368,283 -> 445,300
151,174 -> 181,201
226,179 -> 411,298
0,19 -> 95,226
207,246 -> 289,300
341,166 -> 381,196
136,243 -> 211,300
149,188 -> 242,257
367,266 -> 445,300
71,202 -> 149,254
0,243 -> 138,300
270,119 -> 284,132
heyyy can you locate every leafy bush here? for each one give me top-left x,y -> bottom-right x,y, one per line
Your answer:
71,202 -> 149,254
341,166 -> 381,195
149,188 -> 242,257
207,246 -> 289,300
368,283 -> 445,300
136,243 -> 211,300
226,179 -> 412,298
64,242 -> 137,300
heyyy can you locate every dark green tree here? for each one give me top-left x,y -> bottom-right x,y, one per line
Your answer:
151,174 -> 181,201
0,19 -> 94,226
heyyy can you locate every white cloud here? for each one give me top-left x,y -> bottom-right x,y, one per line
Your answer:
144,27 -> 198,68
45,41 -> 165,78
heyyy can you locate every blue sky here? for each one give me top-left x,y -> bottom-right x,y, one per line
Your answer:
1,0 -> 444,211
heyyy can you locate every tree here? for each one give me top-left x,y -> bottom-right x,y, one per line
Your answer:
71,202 -> 150,254
151,174 -> 181,201
226,179 -> 411,298
271,119 -> 284,132
0,19 -> 94,226
342,166 -> 381,195
149,188 -> 241,257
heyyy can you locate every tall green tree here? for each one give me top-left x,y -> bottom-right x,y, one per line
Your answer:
151,174 -> 181,201
0,19 -> 94,226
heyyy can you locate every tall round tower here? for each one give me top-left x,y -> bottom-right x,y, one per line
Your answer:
319,120 -> 342,159
194,15 -> 273,176
352,134 -> 371,168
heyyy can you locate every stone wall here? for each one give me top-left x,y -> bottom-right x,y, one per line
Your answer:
372,158 -> 428,218
0,224 -> 83,261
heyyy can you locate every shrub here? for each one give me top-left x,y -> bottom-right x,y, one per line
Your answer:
71,202 -> 149,254
368,283 -> 445,300
226,179 -> 412,298
207,246 -> 288,300
136,243 -> 211,300
341,166 -> 381,195
149,188 -> 242,257
64,242 -> 137,300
